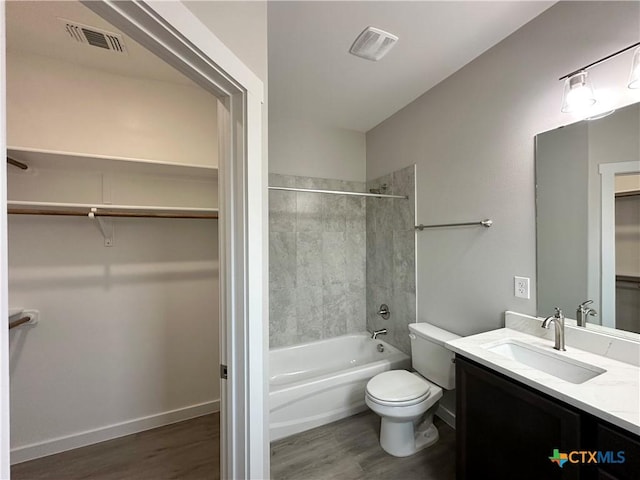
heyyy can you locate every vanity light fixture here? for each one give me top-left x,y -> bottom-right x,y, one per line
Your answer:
560,71 -> 596,113
559,41 -> 640,113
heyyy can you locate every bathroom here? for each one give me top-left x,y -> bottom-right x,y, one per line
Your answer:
267,1 -> 639,478
2,1 -> 640,479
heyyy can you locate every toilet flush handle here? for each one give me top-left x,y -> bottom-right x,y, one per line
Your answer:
409,333 -> 416,340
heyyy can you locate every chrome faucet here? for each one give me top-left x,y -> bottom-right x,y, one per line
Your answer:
541,307 -> 566,351
371,328 -> 388,340
576,300 -> 597,327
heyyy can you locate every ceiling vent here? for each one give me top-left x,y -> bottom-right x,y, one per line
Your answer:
349,26 -> 398,62
60,19 -> 127,54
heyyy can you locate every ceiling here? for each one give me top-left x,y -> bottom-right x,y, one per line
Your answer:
5,0 -> 194,87
268,1 -> 554,132
7,1 -> 554,134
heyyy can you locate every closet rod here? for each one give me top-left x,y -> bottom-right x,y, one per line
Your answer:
7,157 -> 28,170
415,219 -> 493,231
8,316 -> 31,330
269,186 -> 408,199
8,208 -> 218,219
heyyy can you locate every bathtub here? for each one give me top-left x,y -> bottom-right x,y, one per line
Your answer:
269,333 -> 410,441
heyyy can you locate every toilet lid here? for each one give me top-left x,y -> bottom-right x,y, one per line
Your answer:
366,370 -> 431,402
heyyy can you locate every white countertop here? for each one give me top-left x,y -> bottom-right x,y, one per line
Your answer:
446,327 -> 640,435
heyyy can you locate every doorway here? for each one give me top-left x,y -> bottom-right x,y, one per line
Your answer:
7,0 -> 219,475
0,2 -> 268,478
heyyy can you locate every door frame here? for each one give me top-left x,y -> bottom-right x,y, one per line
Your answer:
0,2 -> 268,478
599,160 -> 640,329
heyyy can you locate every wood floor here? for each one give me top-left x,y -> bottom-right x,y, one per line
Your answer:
270,411 -> 456,480
11,413 -> 220,480
12,410 -> 455,480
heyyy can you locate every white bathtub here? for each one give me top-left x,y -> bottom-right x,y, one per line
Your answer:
269,333 -> 410,441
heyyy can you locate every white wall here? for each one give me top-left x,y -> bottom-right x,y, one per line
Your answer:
182,1 -> 267,83
366,1 -> 640,336
269,118 -> 366,181
8,217 -> 219,460
7,52 -> 218,167
7,47 -> 220,461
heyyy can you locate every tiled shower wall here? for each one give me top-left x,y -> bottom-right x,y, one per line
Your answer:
269,174 -> 367,348
366,165 -> 417,355
268,166 -> 416,352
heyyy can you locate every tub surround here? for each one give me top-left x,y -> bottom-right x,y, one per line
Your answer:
446,312 -> 640,434
366,165 -> 417,355
269,165 -> 417,352
269,174 -> 367,347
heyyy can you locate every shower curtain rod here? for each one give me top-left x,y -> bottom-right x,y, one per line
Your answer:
415,219 -> 493,230
268,186 -> 408,199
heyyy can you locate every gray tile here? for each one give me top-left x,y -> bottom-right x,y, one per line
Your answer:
296,191 -> 323,232
270,232 -> 296,290
346,196 -> 365,234
269,288 -> 297,348
322,232 -> 346,285
323,283 -> 348,337
365,196 -> 377,233
296,176 -> 330,190
296,286 -> 323,342
346,284 -> 366,333
269,190 -> 296,233
393,230 -> 416,294
297,233 -> 323,287
346,231 -> 366,287
269,173 -> 297,188
374,229 -> 393,283
322,194 -> 347,232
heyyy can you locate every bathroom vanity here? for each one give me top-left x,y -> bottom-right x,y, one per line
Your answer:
447,312 -> 640,480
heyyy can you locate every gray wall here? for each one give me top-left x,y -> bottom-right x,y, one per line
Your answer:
366,166 -> 416,354
269,174 -> 366,347
366,2 -> 640,336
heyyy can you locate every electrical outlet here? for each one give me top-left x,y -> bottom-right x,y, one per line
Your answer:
514,276 -> 530,299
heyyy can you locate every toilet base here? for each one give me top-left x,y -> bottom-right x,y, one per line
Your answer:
379,415 -> 440,457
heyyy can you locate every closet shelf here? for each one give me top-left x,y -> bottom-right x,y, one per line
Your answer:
8,201 -> 218,219
7,147 -> 218,179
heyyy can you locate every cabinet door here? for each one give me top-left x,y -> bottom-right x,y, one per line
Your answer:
595,422 -> 640,480
456,357 -> 581,480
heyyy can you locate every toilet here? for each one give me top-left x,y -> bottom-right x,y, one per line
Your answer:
365,322 -> 460,457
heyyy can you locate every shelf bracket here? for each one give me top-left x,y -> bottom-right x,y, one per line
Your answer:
89,208 -> 114,247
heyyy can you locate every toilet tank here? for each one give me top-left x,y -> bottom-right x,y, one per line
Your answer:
408,322 -> 460,390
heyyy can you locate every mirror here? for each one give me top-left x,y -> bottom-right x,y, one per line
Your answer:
536,102 -> 640,335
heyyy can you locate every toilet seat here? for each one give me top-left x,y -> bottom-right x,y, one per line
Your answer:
366,370 -> 433,406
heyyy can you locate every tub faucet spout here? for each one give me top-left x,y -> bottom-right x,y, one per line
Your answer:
371,328 -> 387,340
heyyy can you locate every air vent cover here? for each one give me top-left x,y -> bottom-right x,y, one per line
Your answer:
349,26 -> 398,61
60,19 -> 127,54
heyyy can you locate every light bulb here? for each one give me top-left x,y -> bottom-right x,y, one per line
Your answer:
561,71 -> 596,113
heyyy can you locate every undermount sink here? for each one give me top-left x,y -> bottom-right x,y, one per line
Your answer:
485,340 -> 606,384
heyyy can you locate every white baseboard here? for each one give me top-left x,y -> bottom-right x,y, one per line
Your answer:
11,399 -> 220,465
435,403 -> 455,430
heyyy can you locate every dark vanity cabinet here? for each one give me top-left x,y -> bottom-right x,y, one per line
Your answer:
456,356 -> 640,480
